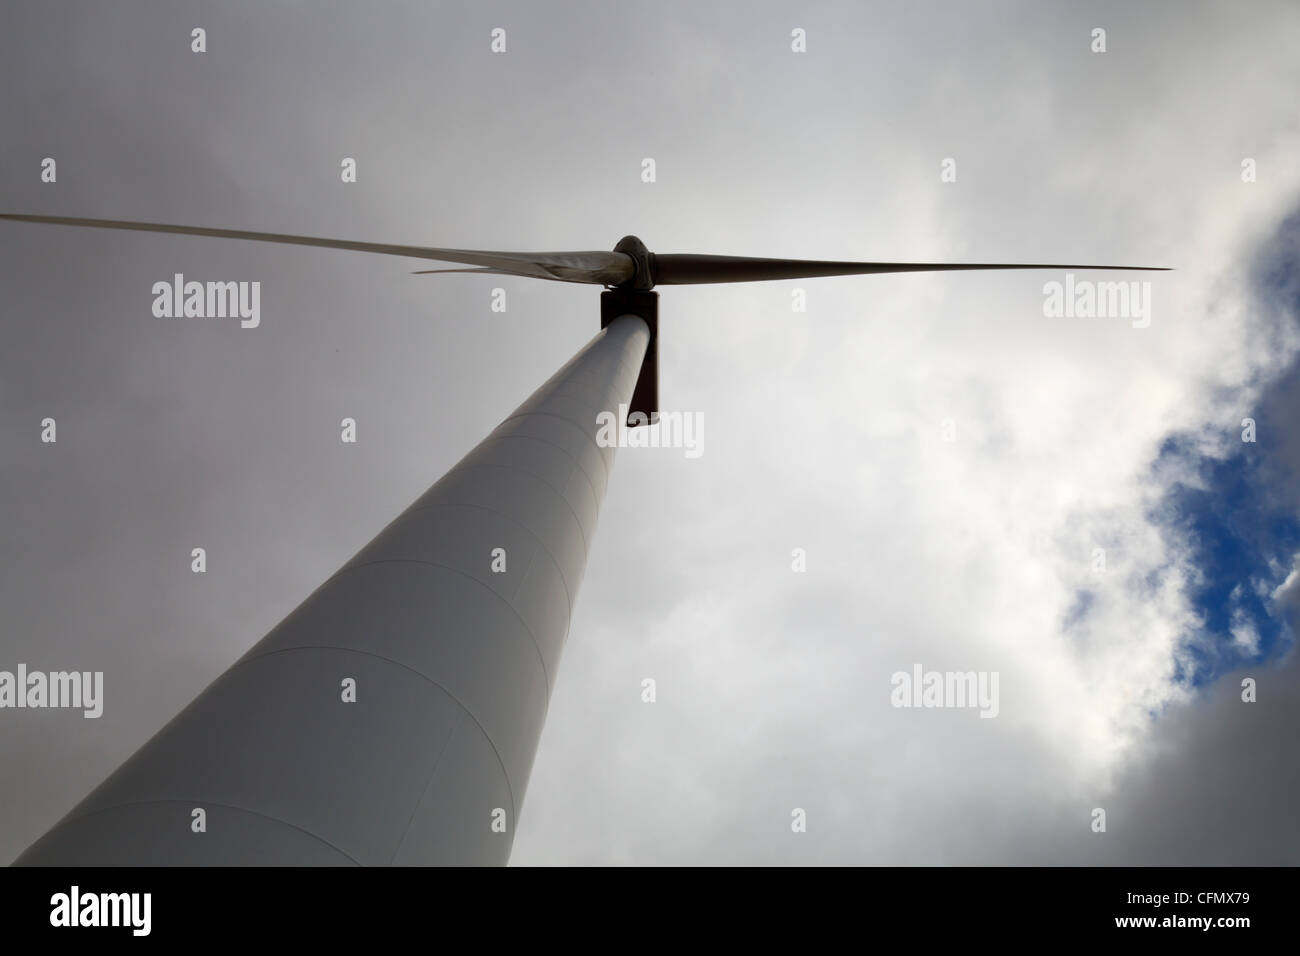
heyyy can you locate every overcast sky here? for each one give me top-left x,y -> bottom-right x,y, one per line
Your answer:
2,0 -> 1299,865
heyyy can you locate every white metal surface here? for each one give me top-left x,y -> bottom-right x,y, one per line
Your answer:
16,315 -> 650,866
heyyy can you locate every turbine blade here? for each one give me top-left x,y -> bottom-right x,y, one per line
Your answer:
0,213 -> 634,285
411,267 -> 511,276
651,254 -> 1171,284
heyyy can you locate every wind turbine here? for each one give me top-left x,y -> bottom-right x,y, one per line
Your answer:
1,213 -> 1167,865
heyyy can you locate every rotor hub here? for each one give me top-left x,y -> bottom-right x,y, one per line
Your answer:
613,235 -> 655,290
